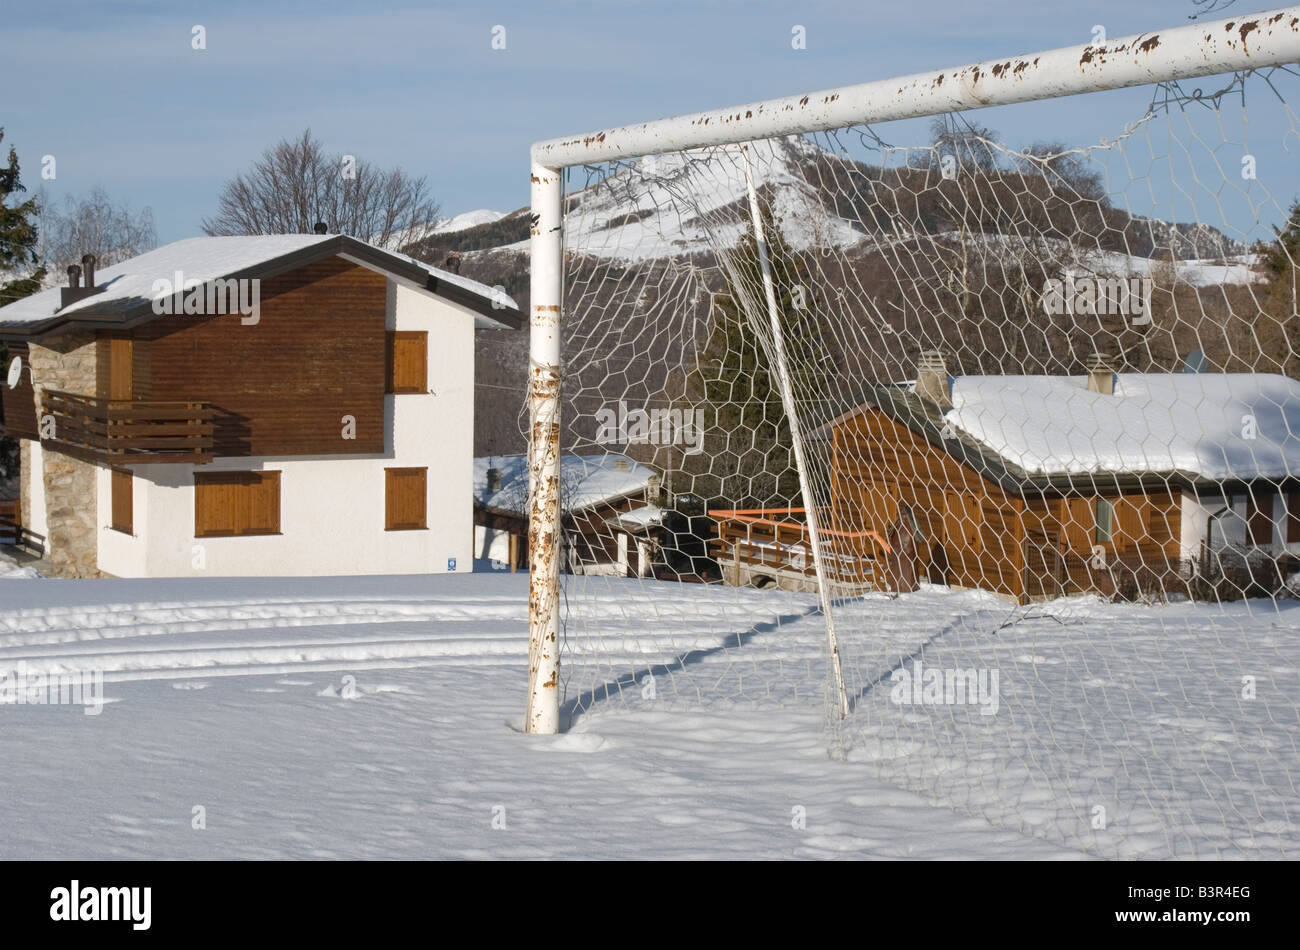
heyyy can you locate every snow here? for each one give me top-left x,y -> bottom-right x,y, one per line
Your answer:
945,372 -> 1300,479
0,570 -> 1293,859
608,504 -> 662,529
0,234 -> 517,327
433,209 -> 505,234
474,453 -> 656,515
553,136 -> 865,262
0,573 -> 1073,859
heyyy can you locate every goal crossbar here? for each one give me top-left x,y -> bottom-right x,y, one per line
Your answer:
524,6 -> 1300,734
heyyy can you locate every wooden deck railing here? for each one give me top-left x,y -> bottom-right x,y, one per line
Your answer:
41,390 -> 215,464
707,507 -> 888,586
0,496 -> 43,555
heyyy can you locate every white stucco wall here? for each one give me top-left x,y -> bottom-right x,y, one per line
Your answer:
1180,489 -> 1295,569
96,280 -> 477,578
26,440 -> 47,540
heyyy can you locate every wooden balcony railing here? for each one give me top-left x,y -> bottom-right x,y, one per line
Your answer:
41,390 -> 215,465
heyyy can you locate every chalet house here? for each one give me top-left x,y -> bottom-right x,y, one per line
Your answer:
810,354 -> 1300,603
708,354 -> 1300,602
0,234 -> 518,578
473,453 -> 661,576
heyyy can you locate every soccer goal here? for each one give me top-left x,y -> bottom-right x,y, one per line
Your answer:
525,8 -> 1300,858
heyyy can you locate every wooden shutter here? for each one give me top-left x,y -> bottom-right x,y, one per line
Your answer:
195,471 -> 281,537
1287,491 -> 1300,544
1060,496 -> 1093,551
385,467 -> 427,530
386,331 -> 428,394
109,338 -> 134,400
110,469 -> 133,535
1247,488 -> 1274,546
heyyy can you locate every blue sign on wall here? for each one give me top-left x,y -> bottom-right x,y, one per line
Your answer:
447,557 -> 457,572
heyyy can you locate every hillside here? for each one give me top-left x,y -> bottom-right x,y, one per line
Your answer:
403,136 -> 1269,458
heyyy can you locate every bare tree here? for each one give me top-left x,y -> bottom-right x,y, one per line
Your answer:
36,185 -> 156,278
201,129 -> 441,250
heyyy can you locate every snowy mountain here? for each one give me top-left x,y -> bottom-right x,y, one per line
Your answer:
432,208 -> 506,234
556,136 -> 864,260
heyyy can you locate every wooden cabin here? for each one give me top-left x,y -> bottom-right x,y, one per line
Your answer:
813,354 -> 1300,603
0,234 -> 518,578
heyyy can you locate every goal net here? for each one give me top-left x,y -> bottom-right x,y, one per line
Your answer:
530,14 -> 1300,859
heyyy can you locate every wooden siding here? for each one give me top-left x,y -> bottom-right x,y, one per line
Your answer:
0,342 -> 39,440
830,404 -> 1185,603
195,471 -> 281,537
386,331 -> 427,394
830,407 -> 1025,600
385,467 -> 427,530
137,257 -> 387,457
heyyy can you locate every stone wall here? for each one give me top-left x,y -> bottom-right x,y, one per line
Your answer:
27,331 -> 104,578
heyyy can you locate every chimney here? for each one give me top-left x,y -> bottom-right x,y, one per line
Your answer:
613,456 -> 630,472
1085,352 -> 1116,395
915,350 -> 951,408
486,467 -> 503,493
445,253 -> 461,274
313,222 -> 328,235
59,262 -> 104,310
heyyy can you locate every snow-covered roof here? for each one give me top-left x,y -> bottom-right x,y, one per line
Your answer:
943,373 -> 1300,481
0,234 -> 518,331
607,504 -> 663,531
474,453 -> 658,516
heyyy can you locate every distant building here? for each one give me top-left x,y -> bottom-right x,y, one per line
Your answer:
473,453 -> 661,576
712,354 -> 1300,602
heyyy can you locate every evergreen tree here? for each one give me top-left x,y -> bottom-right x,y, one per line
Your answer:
1258,199 -> 1300,379
0,128 -> 44,488
0,128 -> 45,306
684,203 -> 835,507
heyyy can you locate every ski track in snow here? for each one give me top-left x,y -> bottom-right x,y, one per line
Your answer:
0,571 -> 1295,859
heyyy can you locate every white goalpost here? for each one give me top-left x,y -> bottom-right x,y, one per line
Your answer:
525,8 -> 1300,857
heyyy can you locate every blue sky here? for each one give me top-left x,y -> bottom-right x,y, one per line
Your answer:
5,0 -> 1292,243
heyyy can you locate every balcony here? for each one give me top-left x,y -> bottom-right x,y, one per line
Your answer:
41,390 -> 215,465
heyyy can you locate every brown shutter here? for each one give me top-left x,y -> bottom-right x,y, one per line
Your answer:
1287,491 -> 1300,544
385,467 -> 427,530
111,469 -> 133,534
109,338 -> 134,401
1247,488 -> 1274,546
386,331 -> 428,394
195,471 -> 281,537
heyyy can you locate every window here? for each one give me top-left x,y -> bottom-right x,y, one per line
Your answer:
195,471 -> 281,538
386,331 -> 428,394
1095,497 -> 1115,544
385,467 -> 427,530
110,469 -> 133,535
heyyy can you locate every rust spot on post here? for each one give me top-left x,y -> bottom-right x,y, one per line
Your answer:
1137,35 -> 1160,54
1239,20 -> 1259,46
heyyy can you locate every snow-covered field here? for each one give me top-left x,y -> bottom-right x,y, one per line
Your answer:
0,559 -> 1294,859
